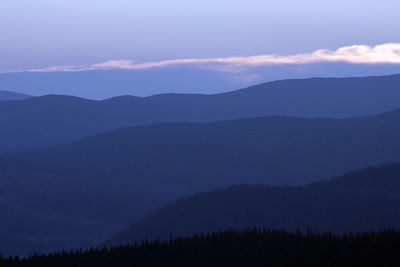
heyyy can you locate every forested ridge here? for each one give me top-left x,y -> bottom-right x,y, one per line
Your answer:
3,229 -> 400,267
107,164 -> 400,246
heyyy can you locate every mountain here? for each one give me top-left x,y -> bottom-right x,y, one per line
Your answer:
106,164 -> 400,246
1,64 -> 400,99
0,198 -> 116,257
0,157 -> 120,256
1,74 -> 400,152
4,109 -> 400,245
4,108 -> 400,255
10,109 -> 400,189
0,90 -> 30,101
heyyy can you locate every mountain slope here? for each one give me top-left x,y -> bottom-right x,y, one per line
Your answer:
106,164 -> 400,246
5,109 -> 400,232
10,109 -> 400,188
0,90 -> 30,101
0,157 -> 120,256
0,198 -> 116,257
1,74 -> 400,152
4,109 -> 400,255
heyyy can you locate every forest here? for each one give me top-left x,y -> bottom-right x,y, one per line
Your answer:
2,229 -> 400,267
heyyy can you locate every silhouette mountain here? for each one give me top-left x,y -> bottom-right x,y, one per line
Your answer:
10,109 -> 400,189
106,164 -> 400,246
4,108 -> 400,255
1,74 -> 400,152
0,90 -> 30,101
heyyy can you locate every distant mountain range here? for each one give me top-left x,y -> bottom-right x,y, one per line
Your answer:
106,164 -> 400,246
2,74 -> 400,152
2,74 -> 400,256
0,90 -> 30,101
2,107 -> 400,255
10,108 -> 400,188
1,64 -> 400,99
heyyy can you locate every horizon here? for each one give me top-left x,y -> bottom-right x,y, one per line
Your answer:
2,72 -> 400,100
2,0 -> 400,98
1,66 -> 400,99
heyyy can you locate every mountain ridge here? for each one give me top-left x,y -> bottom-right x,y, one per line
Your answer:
0,90 -> 31,101
3,109 -> 400,255
2,74 -> 400,152
106,163 -> 400,246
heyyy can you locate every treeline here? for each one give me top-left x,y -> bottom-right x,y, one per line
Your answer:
2,228 -> 400,267
108,165 -> 400,246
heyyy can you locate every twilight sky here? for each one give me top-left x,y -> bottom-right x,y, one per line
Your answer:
1,0 -> 400,72
1,0 -> 400,98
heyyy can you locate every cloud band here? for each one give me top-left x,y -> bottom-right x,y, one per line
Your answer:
18,43 -> 400,73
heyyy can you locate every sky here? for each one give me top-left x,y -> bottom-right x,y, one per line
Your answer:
1,0 -> 400,71
1,0 -> 400,97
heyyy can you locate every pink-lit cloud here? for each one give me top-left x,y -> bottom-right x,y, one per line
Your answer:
18,43 -> 400,73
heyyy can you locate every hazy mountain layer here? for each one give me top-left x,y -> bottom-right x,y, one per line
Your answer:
3,108 -> 400,255
1,74 -> 400,152
0,90 -> 30,101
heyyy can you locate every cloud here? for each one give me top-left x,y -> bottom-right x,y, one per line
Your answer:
91,60 -> 135,70
16,43 -> 400,74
